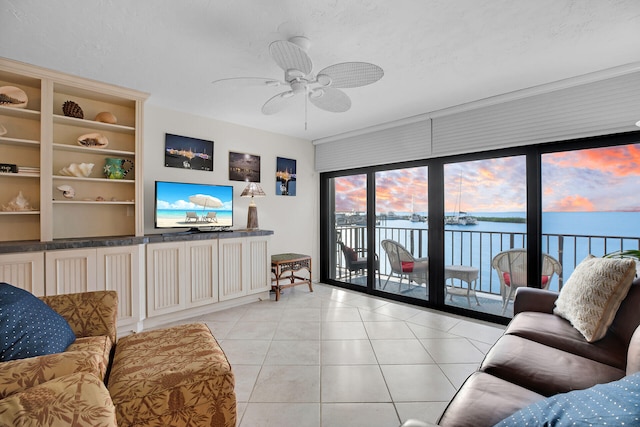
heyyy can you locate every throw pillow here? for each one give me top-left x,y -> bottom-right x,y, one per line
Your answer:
343,246 -> 358,262
493,372 -> 640,427
0,282 -> 76,362
553,255 -> 636,342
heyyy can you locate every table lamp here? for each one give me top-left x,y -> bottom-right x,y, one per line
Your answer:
241,182 -> 266,229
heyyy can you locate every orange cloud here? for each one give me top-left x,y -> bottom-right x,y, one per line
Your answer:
547,195 -> 595,212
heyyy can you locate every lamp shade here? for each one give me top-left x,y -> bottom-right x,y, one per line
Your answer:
240,182 -> 266,198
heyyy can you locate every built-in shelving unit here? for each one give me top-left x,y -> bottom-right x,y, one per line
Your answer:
0,58 -> 148,242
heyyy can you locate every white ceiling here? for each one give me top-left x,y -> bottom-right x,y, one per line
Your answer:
2,0 -> 640,142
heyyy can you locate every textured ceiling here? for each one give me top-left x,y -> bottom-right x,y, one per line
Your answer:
1,0 -> 640,142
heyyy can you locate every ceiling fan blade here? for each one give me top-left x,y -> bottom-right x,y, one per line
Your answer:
262,91 -> 297,115
309,87 -> 351,113
269,40 -> 312,75
211,77 -> 284,88
316,62 -> 384,88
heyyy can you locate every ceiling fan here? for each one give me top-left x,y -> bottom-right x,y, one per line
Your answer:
213,36 -> 384,117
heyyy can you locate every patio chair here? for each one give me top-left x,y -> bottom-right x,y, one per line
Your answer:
338,241 -> 380,284
202,212 -> 218,223
492,248 -> 562,314
380,239 -> 429,292
185,211 -> 198,222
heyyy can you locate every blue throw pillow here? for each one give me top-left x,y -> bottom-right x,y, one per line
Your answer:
0,282 -> 76,361
494,372 -> 640,426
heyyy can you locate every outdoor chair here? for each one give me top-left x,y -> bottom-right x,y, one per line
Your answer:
338,241 -> 380,284
492,248 -> 562,314
185,211 -> 198,222
380,239 -> 429,292
203,212 -> 218,223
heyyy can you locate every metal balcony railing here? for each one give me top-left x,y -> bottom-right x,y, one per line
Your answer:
334,225 -> 640,296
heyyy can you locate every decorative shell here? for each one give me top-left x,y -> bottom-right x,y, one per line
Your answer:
56,185 -> 76,199
58,162 -> 94,177
62,100 -> 84,119
94,111 -> 117,124
0,124 -> 6,137
1,191 -> 35,211
77,133 -> 108,148
0,86 -> 28,109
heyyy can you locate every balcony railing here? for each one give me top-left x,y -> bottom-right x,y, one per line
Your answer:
335,225 -> 640,296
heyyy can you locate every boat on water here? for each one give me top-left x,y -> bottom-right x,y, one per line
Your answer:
445,211 -> 478,225
447,172 -> 478,225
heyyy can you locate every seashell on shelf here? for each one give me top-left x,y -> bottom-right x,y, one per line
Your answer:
1,191 -> 35,211
77,133 -> 108,148
58,162 -> 94,177
0,86 -> 28,109
56,185 -> 75,199
62,100 -> 83,119
94,111 -> 117,124
0,124 -> 6,136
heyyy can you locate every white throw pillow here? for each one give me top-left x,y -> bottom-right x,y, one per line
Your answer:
554,255 -> 636,342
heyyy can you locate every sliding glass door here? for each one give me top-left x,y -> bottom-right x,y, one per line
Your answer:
328,174 -> 370,288
443,157 -> 527,316
375,166 -> 429,300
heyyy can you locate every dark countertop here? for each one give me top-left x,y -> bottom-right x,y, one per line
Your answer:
0,229 -> 274,254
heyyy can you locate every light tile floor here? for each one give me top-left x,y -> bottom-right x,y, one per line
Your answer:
174,283 -> 505,427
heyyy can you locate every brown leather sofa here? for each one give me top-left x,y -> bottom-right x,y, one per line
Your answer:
434,277 -> 640,427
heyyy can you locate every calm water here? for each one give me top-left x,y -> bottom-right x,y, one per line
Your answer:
370,211 -> 640,294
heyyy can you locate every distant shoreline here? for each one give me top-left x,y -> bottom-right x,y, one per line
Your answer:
476,216 -> 526,223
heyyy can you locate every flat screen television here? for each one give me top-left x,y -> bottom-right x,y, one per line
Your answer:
154,181 -> 233,231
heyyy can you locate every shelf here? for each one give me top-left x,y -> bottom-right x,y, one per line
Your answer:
0,210 -> 40,215
0,105 -> 41,120
52,143 -> 135,157
52,200 -> 134,205
0,136 -> 40,147
53,114 -> 135,134
52,175 -> 134,184
1,57 -> 146,243
0,173 -> 40,178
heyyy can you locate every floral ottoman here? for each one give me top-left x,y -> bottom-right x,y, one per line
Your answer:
107,323 -> 236,427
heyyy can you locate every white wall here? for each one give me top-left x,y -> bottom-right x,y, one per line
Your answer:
143,105 -> 320,280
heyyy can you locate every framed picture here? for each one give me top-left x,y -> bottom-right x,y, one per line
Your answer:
164,133 -> 214,171
229,151 -> 261,182
276,156 -> 296,196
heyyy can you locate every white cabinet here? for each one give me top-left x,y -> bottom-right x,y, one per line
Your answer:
186,240 -> 219,307
146,241 -> 186,317
45,248 -> 97,295
44,245 -> 144,332
147,235 -> 271,314
219,235 -> 271,301
0,252 -> 45,296
0,58 -> 147,243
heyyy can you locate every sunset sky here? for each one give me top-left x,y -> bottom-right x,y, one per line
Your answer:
334,144 -> 640,214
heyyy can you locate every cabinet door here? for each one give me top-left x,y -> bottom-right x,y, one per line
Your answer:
218,238 -> 246,301
146,242 -> 186,317
0,252 -> 45,296
246,236 -> 271,295
45,248 -> 97,295
186,240 -> 218,307
97,245 -> 144,328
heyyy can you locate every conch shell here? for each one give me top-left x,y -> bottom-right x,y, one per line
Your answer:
56,185 -> 75,199
94,111 -> 117,124
77,133 -> 108,148
1,191 -> 35,211
0,86 -> 28,109
58,162 -> 94,177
